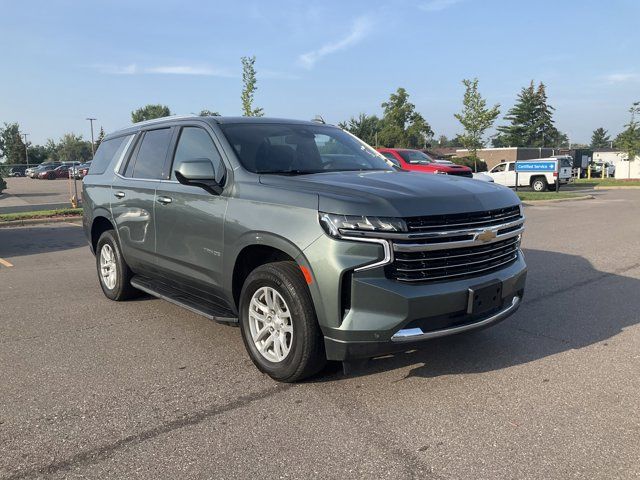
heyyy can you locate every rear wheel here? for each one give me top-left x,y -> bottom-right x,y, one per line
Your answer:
239,261 -> 326,382
95,230 -> 140,301
531,176 -> 548,192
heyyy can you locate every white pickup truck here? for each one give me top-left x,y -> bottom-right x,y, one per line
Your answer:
486,157 -> 573,191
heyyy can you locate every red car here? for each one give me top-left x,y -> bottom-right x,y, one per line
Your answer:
377,148 -> 473,178
39,165 -> 70,180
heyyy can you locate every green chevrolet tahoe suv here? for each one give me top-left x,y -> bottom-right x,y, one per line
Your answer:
83,116 -> 527,382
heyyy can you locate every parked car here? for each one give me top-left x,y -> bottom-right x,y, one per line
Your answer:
590,161 -> 615,177
71,162 -> 91,179
472,172 -> 495,182
29,162 -> 61,178
486,158 -> 572,191
39,165 -> 70,179
377,148 -> 473,177
83,116 -> 526,382
8,166 -> 26,177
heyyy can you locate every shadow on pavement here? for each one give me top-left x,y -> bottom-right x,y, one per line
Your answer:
319,248 -> 640,381
0,225 -> 87,258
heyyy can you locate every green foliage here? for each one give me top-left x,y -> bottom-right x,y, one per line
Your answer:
241,56 -> 264,117
95,127 -> 105,151
614,102 -> 640,178
131,104 -> 172,123
451,156 -> 488,172
454,78 -> 500,166
378,88 -> 433,148
435,134 -> 464,147
57,133 -> 92,163
0,208 -> 83,222
495,81 -> 566,147
0,123 -> 27,164
338,113 -> 383,146
199,109 -> 221,117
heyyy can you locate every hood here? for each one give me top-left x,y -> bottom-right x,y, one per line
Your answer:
259,170 -> 519,217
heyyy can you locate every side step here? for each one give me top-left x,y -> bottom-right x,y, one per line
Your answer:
130,275 -> 237,324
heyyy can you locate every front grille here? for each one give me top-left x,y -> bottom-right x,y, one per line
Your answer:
387,237 -> 519,283
385,205 -> 523,283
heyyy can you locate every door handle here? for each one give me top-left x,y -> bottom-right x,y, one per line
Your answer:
157,196 -> 172,205
114,191 -> 125,199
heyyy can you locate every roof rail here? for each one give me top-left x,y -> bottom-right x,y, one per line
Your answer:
130,114 -> 196,128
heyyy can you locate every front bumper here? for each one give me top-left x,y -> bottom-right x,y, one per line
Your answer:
321,252 -> 527,361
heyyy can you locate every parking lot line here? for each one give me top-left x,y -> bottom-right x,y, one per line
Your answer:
0,257 -> 14,268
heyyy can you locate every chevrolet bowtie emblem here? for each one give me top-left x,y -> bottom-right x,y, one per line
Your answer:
476,229 -> 498,243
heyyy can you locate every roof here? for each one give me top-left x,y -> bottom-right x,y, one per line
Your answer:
108,116 -> 333,140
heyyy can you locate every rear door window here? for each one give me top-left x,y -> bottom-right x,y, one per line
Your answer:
87,135 -> 132,175
129,128 -> 173,179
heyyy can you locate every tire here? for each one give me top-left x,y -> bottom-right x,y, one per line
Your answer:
531,177 -> 547,192
95,230 -> 140,301
239,261 -> 326,382
547,182 -> 559,192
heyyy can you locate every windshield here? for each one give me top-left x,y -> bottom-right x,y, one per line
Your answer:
219,123 -> 394,174
397,150 -> 433,164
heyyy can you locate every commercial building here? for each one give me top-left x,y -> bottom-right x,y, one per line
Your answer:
593,149 -> 640,179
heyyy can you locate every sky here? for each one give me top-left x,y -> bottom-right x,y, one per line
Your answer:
1,0 -> 639,145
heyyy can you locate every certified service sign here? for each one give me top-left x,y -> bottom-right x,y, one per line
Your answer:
515,161 -> 556,172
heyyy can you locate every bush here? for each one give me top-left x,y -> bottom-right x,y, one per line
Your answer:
451,156 -> 488,172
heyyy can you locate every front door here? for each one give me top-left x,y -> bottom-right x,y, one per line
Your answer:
154,125 -> 228,294
111,127 -> 174,273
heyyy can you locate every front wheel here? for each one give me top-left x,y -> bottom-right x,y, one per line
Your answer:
239,261 -> 326,382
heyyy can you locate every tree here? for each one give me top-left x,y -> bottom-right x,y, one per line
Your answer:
199,109 -> 221,117
615,102 -> 640,179
95,127 -> 105,151
590,127 -> 611,149
57,133 -> 92,163
454,78 -> 500,170
0,123 -> 26,164
378,88 -> 433,148
338,113 -> 383,146
241,56 -> 263,117
496,81 -> 564,147
131,104 -> 171,123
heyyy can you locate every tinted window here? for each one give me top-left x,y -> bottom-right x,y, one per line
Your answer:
508,163 -> 515,171
131,128 -> 172,179
172,127 -> 224,182
219,124 -> 393,174
381,152 -> 401,167
492,164 -> 506,173
88,135 -> 131,175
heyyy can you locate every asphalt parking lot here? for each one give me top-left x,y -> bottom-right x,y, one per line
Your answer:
1,190 -> 639,479
0,177 -> 76,214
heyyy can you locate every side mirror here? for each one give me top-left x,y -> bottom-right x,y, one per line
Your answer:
175,158 -> 223,195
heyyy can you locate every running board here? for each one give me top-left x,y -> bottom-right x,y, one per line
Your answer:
130,275 -> 237,324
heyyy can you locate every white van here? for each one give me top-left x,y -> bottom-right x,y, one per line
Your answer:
487,157 -> 572,191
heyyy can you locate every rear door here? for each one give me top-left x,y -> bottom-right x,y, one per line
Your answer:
111,127 -> 174,273
154,124 -> 229,294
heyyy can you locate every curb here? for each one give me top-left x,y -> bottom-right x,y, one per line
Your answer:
593,185 -> 640,190
0,215 -> 82,228
521,195 -> 595,205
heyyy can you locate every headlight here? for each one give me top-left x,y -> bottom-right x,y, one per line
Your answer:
319,212 -> 406,238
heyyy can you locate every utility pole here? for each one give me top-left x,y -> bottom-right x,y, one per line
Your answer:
86,117 -> 97,158
22,133 -> 29,166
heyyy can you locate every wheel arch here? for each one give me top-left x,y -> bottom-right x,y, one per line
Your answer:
90,215 -> 116,253
227,232 -> 315,312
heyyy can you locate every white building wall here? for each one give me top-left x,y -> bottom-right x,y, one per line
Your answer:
593,151 -> 640,179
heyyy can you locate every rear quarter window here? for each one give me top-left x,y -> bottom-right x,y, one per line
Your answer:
87,135 -> 132,175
